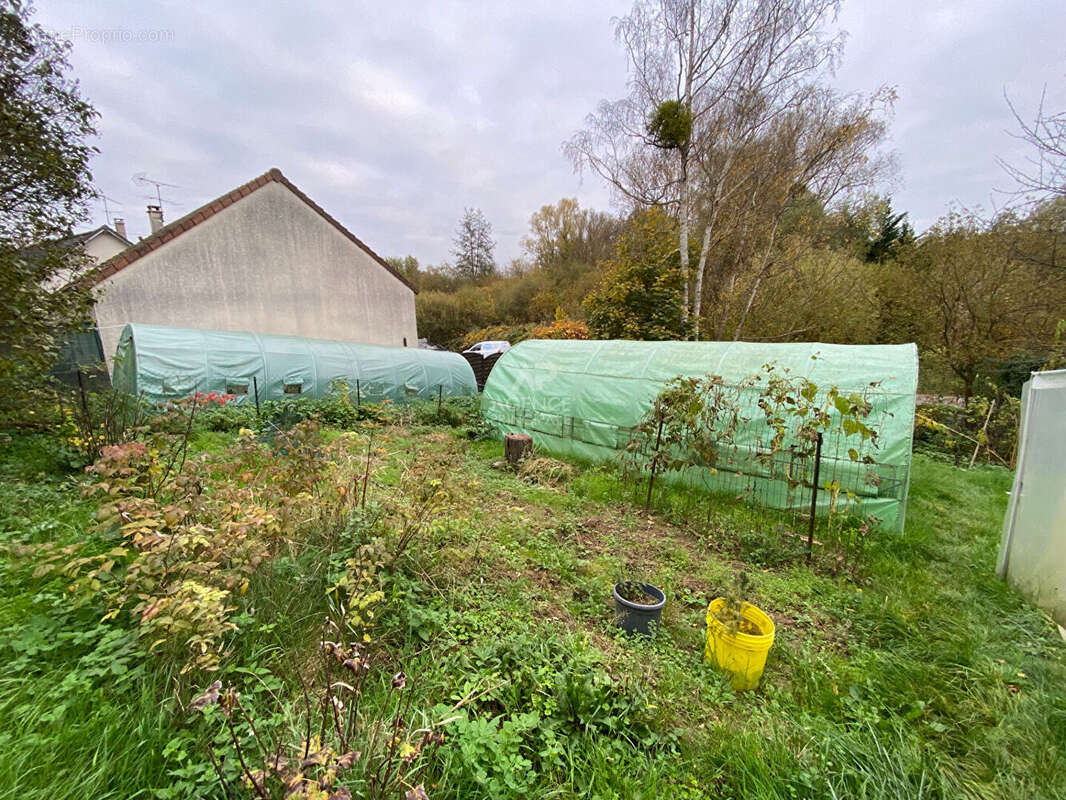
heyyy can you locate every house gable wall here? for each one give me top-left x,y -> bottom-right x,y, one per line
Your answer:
93,181 -> 417,366
83,231 -> 130,264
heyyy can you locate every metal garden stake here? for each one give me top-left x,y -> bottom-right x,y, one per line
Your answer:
807,432 -> 824,562
645,404 -> 665,512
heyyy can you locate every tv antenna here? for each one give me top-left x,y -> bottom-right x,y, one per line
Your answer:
131,172 -> 181,209
93,190 -> 123,225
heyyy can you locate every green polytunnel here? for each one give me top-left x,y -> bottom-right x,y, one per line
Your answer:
482,339 -> 918,531
112,323 -> 477,404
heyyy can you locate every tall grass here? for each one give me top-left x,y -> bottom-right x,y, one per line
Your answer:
0,432 -> 343,798
1,425 -> 1064,800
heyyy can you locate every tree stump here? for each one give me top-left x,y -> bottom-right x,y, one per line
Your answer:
505,433 -> 533,466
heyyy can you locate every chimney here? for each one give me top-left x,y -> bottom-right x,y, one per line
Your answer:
147,205 -> 164,234
113,218 -> 127,240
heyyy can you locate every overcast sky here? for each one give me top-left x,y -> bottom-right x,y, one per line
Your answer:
36,0 -> 1066,266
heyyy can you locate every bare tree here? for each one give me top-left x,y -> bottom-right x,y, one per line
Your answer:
705,84 -> 895,339
567,0 -> 864,338
999,88 -> 1066,200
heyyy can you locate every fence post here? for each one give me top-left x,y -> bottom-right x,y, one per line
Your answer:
644,406 -> 665,512
76,368 -> 89,417
252,376 -> 260,417
807,432 -> 823,563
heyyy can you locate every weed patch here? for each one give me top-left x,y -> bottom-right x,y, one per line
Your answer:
1,419 -> 1064,799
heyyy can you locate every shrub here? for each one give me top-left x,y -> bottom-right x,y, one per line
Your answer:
193,399 -> 259,432
416,286 -> 496,349
405,395 -> 481,429
192,389 -> 393,435
584,208 -> 689,341
460,323 -> 535,351
186,458 -> 458,798
530,318 -> 590,340
187,473 -> 457,799
914,389 -> 1020,467
56,388 -> 154,465
22,416 -> 358,675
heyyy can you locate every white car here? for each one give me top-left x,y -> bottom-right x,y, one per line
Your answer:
463,340 -> 511,358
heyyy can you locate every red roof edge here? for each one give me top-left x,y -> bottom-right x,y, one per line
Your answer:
86,167 -> 417,293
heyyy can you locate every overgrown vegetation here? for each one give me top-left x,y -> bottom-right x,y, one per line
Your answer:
2,400 -> 1064,799
915,388 -> 1022,468
0,0 -> 99,425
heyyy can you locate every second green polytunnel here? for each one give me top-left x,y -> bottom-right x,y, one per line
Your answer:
111,323 -> 477,404
481,339 -> 918,531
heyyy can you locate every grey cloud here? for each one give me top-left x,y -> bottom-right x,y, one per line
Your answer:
37,0 -> 1066,264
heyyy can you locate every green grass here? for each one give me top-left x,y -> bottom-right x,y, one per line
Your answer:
0,431 -> 332,798
0,436 -> 170,797
0,424 -> 1063,799
376,435 -> 1066,799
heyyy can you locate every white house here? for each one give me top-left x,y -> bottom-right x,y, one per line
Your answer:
67,223 -> 133,263
87,168 -> 418,368
41,223 -> 132,291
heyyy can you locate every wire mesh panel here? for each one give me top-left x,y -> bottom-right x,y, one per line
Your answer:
607,382 -> 904,523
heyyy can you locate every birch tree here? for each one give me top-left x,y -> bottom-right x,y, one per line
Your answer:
567,0 -> 888,339
702,84 -> 894,339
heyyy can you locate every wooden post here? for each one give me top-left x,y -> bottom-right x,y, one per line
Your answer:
438,384 -> 443,415
968,399 -> 996,468
807,432 -> 823,563
356,379 -> 361,409
361,429 -> 373,508
505,433 -> 533,466
252,376 -> 260,417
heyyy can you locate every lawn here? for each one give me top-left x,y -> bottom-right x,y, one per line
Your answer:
0,413 -> 1064,800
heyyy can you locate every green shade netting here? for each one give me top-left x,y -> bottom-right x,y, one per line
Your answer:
482,339 -> 918,531
112,323 -> 477,404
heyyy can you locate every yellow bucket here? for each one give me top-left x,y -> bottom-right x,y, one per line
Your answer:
704,598 -> 775,691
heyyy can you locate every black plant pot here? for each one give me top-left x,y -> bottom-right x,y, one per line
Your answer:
612,583 -> 666,636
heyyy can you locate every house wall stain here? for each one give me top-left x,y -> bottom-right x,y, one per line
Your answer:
93,181 -> 417,368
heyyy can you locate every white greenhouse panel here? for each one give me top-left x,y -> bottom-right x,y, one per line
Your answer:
998,370 -> 1066,626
